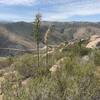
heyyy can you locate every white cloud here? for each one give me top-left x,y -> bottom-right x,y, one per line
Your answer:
0,0 -> 36,5
43,13 -> 69,21
41,0 -> 75,5
0,12 -> 33,22
0,0 -> 100,21
40,0 -> 100,21
57,0 -> 100,16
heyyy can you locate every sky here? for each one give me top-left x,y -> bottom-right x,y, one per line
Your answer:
0,0 -> 100,22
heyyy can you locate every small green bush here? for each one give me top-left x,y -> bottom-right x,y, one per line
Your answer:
13,54 -> 50,78
79,47 -> 91,56
13,54 -> 36,78
94,50 -> 100,66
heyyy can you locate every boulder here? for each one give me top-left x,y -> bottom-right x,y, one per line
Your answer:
86,35 -> 100,49
81,55 -> 89,64
90,35 -> 100,42
49,57 -> 67,73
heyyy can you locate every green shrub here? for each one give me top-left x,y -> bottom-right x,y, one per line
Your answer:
94,50 -> 100,66
2,75 -> 29,100
12,54 -> 37,78
13,54 -> 50,78
79,48 -> 90,56
2,44 -> 100,100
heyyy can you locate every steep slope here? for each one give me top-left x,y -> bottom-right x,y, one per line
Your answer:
0,21 -> 100,56
0,25 -> 35,56
1,21 -> 100,43
0,26 -> 35,48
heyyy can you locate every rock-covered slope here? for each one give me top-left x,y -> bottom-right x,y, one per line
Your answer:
86,35 -> 100,48
0,21 -> 100,56
1,21 -> 100,41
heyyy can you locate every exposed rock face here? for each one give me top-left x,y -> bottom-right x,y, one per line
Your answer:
49,57 -> 67,73
86,35 -> 100,48
90,35 -> 100,41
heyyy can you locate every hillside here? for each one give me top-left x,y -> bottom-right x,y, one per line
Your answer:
0,39 -> 99,100
0,26 -> 100,99
0,21 -> 100,56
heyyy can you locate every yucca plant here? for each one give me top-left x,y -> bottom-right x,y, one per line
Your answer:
44,25 -> 55,66
33,14 -> 41,67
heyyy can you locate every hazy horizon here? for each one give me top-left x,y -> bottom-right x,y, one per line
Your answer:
1,20 -> 100,23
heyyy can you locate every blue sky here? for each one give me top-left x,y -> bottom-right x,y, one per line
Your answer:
0,0 -> 100,22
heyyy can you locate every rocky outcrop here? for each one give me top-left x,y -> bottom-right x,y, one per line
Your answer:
86,35 -> 100,49
49,57 -> 67,73
90,35 -> 100,41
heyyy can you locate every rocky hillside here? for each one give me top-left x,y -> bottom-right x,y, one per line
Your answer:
0,39 -> 99,100
0,21 -> 100,56
86,35 -> 100,48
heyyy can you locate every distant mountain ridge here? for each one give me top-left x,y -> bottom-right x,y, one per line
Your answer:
0,21 -> 100,56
